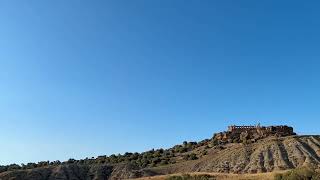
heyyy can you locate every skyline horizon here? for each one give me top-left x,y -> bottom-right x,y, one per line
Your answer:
1,0 -> 320,165
0,122 -> 308,165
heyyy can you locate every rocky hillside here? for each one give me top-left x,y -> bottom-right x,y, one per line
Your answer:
152,135 -> 320,174
1,134 -> 320,179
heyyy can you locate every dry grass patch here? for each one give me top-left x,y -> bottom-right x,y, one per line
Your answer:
131,171 -> 286,180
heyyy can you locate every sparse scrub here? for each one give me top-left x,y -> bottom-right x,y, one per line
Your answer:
183,153 -> 198,161
274,167 -> 320,180
201,150 -> 207,156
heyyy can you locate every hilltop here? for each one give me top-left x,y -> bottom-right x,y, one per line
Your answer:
0,125 -> 320,180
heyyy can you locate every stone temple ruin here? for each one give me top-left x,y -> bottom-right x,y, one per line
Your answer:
213,124 -> 296,144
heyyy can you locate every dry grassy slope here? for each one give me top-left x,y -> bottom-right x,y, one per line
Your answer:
146,135 -> 320,175
131,171 -> 285,180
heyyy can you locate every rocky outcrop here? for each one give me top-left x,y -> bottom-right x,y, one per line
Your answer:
213,125 -> 296,144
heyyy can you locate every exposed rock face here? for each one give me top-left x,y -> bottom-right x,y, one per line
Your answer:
213,125 -> 296,144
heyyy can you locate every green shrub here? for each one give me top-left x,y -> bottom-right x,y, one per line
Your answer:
189,153 -> 198,160
274,167 -> 320,180
160,159 -> 169,165
184,153 -> 198,160
0,166 -> 8,173
7,164 -> 21,171
201,150 -> 207,156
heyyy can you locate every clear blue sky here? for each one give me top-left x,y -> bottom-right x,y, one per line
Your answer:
1,0 -> 320,165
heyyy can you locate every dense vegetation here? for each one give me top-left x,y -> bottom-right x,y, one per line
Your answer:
274,167 -> 320,180
0,139 -> 212,174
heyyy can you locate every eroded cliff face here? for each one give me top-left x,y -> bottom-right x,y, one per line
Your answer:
152,136 -> 320,175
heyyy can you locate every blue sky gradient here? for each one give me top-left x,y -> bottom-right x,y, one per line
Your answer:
1,1 -> 320,164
